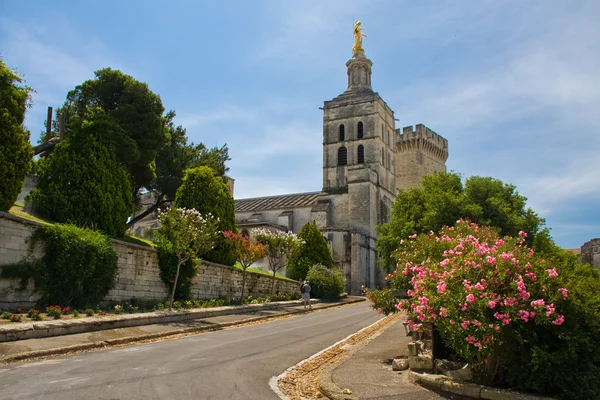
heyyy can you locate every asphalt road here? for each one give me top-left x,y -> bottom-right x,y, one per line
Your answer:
0,302 -> 382,400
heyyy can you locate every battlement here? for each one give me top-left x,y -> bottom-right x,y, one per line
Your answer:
396,124 -> 448,161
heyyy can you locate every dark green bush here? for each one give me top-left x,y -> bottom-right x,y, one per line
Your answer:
306,264 -> 345,301
501,261 -> 600,400
366,289 -> 397,315
27,113 -> 133,236
0,59 -> 34,211
174,166 -> 237,266
30,224 -> 118,307
287,221 -> 334,281
157,243 -> 197,301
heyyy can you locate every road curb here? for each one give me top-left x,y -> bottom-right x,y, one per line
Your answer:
316,317 -> 396,400
0,298 -> 365,364
409,371 -> 556,400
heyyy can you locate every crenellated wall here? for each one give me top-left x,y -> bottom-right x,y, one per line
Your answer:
0,212 -> 300,310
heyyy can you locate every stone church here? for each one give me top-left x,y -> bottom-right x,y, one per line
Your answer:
235,34 -> 449,294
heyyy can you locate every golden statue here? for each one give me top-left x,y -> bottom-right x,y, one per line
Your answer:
352,21 -> 366,55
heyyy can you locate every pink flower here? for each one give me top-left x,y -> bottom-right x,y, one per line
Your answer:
552,315 -> 565,325
465,335 -> 475,344
437,282 -> 447,293
488,300 -> 497,309
530,299 -> 545,308
461,320 -> 470,329
439,307 -> 448,318
558,288 -> 568,299
450,319 -> 456,325
545,303 -> 556,317
466,294 -> 475,303
486,256 -> 496,265
546,268 -> 558,278
518,309 -> 530,322
472,320 -> 482,327
518,230 -> 527,238
474,342 -> 482,349
395,301 -> 404,311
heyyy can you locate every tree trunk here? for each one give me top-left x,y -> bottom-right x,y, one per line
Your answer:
125,195 -> 169,230
240,268 -> 247,304
169,255 -> 183,311
271,271 -> 277,296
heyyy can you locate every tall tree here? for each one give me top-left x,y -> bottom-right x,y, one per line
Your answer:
27,113 -> 133,236
254,229 -> 303,295
377,171 -> 550,267
125,111 -> 230,230
0,59 -> 34,211
62,68 -> 168,195
174,166 -> 237,266
286,221 -> 334,281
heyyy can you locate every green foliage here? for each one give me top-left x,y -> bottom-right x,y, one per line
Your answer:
0,260 -> 34,290
287,221 -> 334,281
27,113 -> 133,236
377,172 -> 549,268
175,166 -> 237,265
501,262 -> 600,399
63,68 -> 167,192
366,289 -> 397,315
30,224 -> 118,307
388,221 -> 600,398
155,207 -> 219,306
0,59 -> 34,211
157,246 -> 197,301
306,264 -> 345,301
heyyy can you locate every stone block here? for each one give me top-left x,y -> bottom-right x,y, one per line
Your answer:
407,341 -> 421,356
409,354 -> 433,370
392,358 -> 409,371
445,365 -> 473,382
439,379 -> 481,398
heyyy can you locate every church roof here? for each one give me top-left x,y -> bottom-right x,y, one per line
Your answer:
235,191 -> 321,212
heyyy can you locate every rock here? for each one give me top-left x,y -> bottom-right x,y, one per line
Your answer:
392,358 -> 409,371
407,341 -> 421,356
342,388 -> 353,394
445,364 -> 473,382
409,354 -> 434,370
434,359 -> 464,374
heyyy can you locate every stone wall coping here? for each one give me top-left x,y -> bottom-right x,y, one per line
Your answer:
0,211 -> 47,227
408,371 -> 555,400
0,300 -> 309,342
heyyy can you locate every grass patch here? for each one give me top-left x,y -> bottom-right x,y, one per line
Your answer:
9,208 -> 51,224
233,263 -> 298,282
116,234 -> 155,248
14,201 -> 25,208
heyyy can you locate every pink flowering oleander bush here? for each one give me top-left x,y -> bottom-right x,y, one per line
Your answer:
388,220 -> 600,399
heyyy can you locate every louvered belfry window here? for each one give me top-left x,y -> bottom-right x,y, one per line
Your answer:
338,146 -> 348,165
357,145 -> 364,163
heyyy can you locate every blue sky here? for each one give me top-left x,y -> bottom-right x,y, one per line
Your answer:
1,1 -> 599,249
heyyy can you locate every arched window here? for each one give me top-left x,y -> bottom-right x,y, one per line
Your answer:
357,121 -> 364,138
381,148 -> 384,165
339,124 -> 345,141
338,147 -> 348,166
357,145 -> 364,164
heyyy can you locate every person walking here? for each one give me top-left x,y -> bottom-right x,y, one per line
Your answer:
302,280 -> 312,310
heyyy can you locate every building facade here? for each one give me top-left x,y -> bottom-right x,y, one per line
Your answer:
235,41 -> 449,294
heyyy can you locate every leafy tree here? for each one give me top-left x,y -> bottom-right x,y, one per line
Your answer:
222,231 -> 269,302
126,111 -> 230,230
62,68 -> 168,194
254,229 -> 303,295
287,221 -> 334,281
174,166 -> 236,265
377,171 -> 549,267
306,264 -> 345,300
0,59 -> 34,211
27,113 -> 133,236
156,207 -> 219,310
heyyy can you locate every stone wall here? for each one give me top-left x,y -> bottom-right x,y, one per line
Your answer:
0,212 -> 300,309
581,238 -> 600,272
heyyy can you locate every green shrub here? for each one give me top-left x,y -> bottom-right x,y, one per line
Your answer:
366,289 -> 397,315
85,309 -> 95,316
45,306 -> 62,319
30,224 -> 118,307
306,264 -> 345,301
0,59 -> 34,212
157,245 -> 197,301
287,221 -> 334,281
27,113 -> 133,236
174,166 -> 237,266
